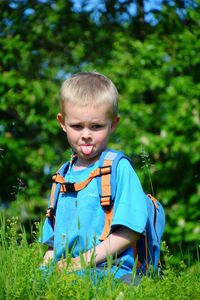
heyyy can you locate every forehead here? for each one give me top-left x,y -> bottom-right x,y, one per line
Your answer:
63,102 -> 112,121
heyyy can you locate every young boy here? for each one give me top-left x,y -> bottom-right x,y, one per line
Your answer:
41,71 -> 148,280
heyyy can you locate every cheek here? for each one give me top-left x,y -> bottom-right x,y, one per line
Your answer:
95,130 -> 110,143
65,128 -> 78,142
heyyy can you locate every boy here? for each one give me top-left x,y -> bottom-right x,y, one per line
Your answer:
41,71 -> 148,280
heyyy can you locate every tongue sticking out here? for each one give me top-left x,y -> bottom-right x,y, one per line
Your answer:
80,145 -> 93,155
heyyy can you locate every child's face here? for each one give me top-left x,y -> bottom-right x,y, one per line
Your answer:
57,102 -> 119,166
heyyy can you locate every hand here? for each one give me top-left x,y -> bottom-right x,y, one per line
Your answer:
42,248 -> 54,265
57,256 -> 82,272
57,258 -> 67,272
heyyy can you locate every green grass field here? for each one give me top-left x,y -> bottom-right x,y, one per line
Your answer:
0,216 -> 199,300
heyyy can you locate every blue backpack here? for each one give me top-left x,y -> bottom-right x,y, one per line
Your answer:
43,149 -> 165,275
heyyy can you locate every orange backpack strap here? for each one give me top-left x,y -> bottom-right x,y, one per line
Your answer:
147,193 -> 159,208
46,150 -> 124,239
98,158 -> 114,241
45,181 -> 57,228
45,163 -> 112,229
99,208 -> 113,241
98,150 -> 130,241
52,166 -> 111,193
100,159 -> 113,206
48,157 -> 114,240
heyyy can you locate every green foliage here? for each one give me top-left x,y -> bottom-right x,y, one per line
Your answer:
0,215 -> 42,299
0,216 -> 200,299
94,3 -> 200,250
0,0 -> 200,256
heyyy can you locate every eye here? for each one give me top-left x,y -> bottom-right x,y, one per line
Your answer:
92,124 -> 104,130
71,124 -> 83,130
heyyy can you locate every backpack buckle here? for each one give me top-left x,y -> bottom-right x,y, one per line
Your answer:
100,196 -> 112,207
46,207 -> 54,218
99,166 -> 111,175
60,182 -> 75,193
147,194 -> 159,208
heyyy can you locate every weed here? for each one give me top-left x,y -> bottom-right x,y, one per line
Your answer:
0,214 -> 200,299
140,147 -> 155,196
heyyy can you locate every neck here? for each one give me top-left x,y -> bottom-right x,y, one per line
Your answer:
73,157 -> 99,170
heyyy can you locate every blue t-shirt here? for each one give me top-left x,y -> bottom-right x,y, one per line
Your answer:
42,156 -> 148,278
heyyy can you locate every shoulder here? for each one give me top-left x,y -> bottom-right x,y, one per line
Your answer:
116,156 -> 135,175
116,156 -> 143,188
57,161 -> 70,176
100,149 -> 132,167
117,156 -> 133,169
100,148 -> 135,176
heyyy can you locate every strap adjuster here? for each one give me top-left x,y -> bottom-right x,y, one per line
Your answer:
100,195 -> 112,207
46,207 -> 54,218
99,166 -> 111,176
60,182 -> 75,193
147,194 -> 159,208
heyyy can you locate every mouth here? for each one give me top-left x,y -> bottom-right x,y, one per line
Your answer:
79,145 -> 94,156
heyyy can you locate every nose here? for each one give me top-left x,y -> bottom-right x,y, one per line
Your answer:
81,128 -> 92,140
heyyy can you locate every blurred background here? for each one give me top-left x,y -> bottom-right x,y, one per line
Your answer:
0,0 -> 200,262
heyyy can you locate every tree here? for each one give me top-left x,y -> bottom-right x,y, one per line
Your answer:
96,1 -> 200,253
0,0 -> 199,256
0,0 -> 96,224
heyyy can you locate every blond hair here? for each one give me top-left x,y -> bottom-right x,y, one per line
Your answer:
60,71 -> 119,119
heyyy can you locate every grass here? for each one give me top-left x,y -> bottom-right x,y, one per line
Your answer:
0,215 -> 200,300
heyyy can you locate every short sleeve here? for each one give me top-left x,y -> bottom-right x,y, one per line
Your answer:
40,218 -> 54,247
111,158 -> 148,234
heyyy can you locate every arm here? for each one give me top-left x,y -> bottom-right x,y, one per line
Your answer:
89,226 -> 140,265
57,226 -> 140,271
42,247 -> 54,265
57,159 -> 146,272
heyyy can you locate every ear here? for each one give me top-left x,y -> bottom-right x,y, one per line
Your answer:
57,113 -> 66,132
111,116 -> 120,132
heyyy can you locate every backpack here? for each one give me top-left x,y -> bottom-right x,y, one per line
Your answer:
44,149 -> 165,275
